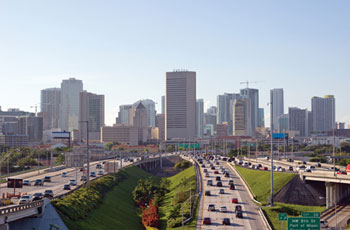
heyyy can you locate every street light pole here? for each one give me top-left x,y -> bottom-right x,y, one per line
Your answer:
270,96 -> 274,207
80,121 -> 90,188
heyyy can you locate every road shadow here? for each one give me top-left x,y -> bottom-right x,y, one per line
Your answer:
244,211 -> 258,215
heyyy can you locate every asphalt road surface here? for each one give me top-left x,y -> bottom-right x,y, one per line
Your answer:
197,159 -> 265,229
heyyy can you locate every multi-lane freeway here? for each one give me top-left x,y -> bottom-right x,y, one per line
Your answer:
196,157 -> 266,229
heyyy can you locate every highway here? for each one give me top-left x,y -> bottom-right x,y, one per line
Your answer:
197,158 -> 265,229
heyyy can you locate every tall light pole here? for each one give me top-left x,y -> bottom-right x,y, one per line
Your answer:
80,121 -> 90,188
269,95 -> 274,207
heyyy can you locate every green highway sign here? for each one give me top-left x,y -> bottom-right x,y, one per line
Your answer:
302,212 -> 320,218
178,143 -> 200,149
278,213 -> 287,221
288,217 -> 320,230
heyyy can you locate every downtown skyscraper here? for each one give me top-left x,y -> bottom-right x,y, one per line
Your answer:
165,71 -> 196,140
196,99 -> 204,138
270,88 -> 284,131
240,88 -> 259,135
40,88 -> 61,130
311,95 -> 336,134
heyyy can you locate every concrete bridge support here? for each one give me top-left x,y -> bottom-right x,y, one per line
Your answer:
326,182 -> 350,209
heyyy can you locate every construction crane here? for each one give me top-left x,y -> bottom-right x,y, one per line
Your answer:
240,80 -> 262,88
30,104 -> 39,116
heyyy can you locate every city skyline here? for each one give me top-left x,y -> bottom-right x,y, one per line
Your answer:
0,1 -> 349,126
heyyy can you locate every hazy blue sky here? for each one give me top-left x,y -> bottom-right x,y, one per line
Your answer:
0,0 -> 349,126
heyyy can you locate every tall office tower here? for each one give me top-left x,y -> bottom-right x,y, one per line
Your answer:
240,88 -> 259,136
278,114 -> 289,133
258,108 -> 265,127
161,96 -> 165,114
216,93 -> 240,134
156,114 -> 165,141
18,116 -> 43,143
133,99 -> 156,127
165,71 -> 196,140
79,91 -> 105,141
311,95 -> 336,134
116,105 -> 132,125
207,106 -> 217,115
233,99 -> 252,136
196,99 -> 204,138
288,107 -> 308,137
270,88 -> 284,131
59,78 -> 83,132
132,103 -> 148,128
40,88 -> 61,130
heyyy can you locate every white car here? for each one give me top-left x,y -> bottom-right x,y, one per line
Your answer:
98,170 -> 104,175
19,195 -> 32,204
69,179 -> 77,186
220,206 -> 227,213
61,172 -> 67,177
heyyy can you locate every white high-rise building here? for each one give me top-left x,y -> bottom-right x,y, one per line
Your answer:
240,88 -> 259,136
165,71 -> 196,140
161,96 -> 165,114
311,95 -> 336,134
233,99 -> 252,136
59,78 -> 83,132
196,99 -> 204,138
216,93 -> 240,135
40,88 -> 61,130
270,88 -> 284,131
116,105 -> 132,125
133,99 -> 156,127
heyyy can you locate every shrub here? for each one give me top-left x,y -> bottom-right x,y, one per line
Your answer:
142,201 -> 159,228
174,161 -> 191,170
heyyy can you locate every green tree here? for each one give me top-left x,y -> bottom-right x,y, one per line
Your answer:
105,142 -> 114,151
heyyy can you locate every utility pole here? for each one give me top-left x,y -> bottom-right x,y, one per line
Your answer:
80,121 -> 90,188
270,95 -> 274,207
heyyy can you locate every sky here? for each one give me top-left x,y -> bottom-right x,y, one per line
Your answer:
0,0 -> 349,126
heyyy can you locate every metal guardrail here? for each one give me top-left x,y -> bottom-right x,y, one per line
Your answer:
0,200 -> 43,216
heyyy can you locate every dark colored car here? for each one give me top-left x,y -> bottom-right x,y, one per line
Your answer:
232,198 -> 238,203
230,184 -> 235,190
203,169 -> 207,173
34,179 -> 44,186
44,176 -> 51,182
222,218 -> 231,225
337,171 -> 347,175
229,180 -> 234,185
235,205 -> 242,212
316,162 -> 322,167
219,189 -> 224,194
63,184 -> 71,190
263,167 -> 268,171
216,162 -> 220,165
216,176 -> 221,181
217,181 -> 222,187
203,217 -> 211,225
236,210 -> 243,218
44,190 -> 53,198
205,190 -> 211,196
214,171 -> 219,174
207,180 -> 213,186
287,158 -> 294,162
222,158 -> 227,161
208,204 -> 215,211
225,172 -> 230,177
211,166 -> 215,170
302,161 -> 307,165
289,166 -> 294,171
32,192 -> 43,201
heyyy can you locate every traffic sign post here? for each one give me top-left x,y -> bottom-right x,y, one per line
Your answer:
288,217 -> 320,230
279,213 -> 287,230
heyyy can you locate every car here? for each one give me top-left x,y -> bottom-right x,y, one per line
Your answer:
80,175 -> 87,181
217,181 -> 222,187
63,184 -> 71,190
219,189 -> 224,194
220,206 -> 227,213
201,164 -> 206,168
316,162 -> 322,167
207,204 -> 215,211
205,190 -> 211,196
205,172 -> 209,177
263,167 -> 268,171
248,162 -> 252,166
216,176 -> 221,181
214,171 -> 219,174
90,172 -> 96,177
304,169 -> 312,173
19,195 -> 32,204
250,164 -> 256,169
203,169 -> 207,173
32,193 -> 43,201
320,220 -> 328,228
216,162 -> 220,165
297,165 -> 306,171
44,176 -> 51,182
211,166 -> 215,170
236,210 -> 243,218
96,164 -> 102,169
224,172 -> 230,177
238,160 -> 243,165
207,180 -> 213,186
232,198 -> 238,203
265,156 -> 269,160
98,170 -> 104,175
80,168 -> 84,172
222,218 -> 231,225
229,180 -> 234,185
287,158 -> 294,162
302,161 -> 307,165
289,166 -> 294,171
34,179 -> 44,186
244,162 -> 249,167
203,217 -> 211,225
61,172 -> 67,177
23,180 -> 31,186
69,179 -> 77,186
258,164 -> 263,168
337,171 -> 347,175
222,157 -> 227,161
235,205 -> 242,212
329,167 -> 340,172
44,190 -> 54,198
230,184 -> 235,190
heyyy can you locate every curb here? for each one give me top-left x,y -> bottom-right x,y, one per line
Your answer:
227,163 -> 272,230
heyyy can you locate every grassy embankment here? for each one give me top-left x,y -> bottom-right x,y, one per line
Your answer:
158,166 -> 198,230
235,166 -> 325,230
54,166 -> 153,230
